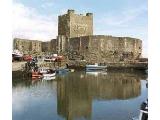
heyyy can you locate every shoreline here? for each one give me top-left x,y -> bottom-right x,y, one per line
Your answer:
12,61 -> 147,72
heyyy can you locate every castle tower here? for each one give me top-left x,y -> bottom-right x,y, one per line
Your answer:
58,9 -> 93,38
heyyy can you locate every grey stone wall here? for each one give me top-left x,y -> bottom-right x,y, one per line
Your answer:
13,38 -> 42,54
42,39 -> 57,53
58,9 -> 93,38
50,39 -> 58,53
42,41 -> 51,53
31,41 -> 42,53
68,35 -> 142,63
57,35 -> 68,53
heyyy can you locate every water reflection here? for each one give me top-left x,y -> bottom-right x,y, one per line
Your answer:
12,71 -> 147,120
57,71 -> 147,120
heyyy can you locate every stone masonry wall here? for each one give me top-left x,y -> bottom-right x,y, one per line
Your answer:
42,41 -> 51,53
58,10 -> 93,38
68,35 -> 142,63
13,38 -> 42,54
50,39 -> 58,53
57,35 -> 68,53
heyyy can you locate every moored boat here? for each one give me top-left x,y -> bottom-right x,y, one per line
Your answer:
132,99 -> 148,120
42,69 -> 56,80
32,71 -> 43,79
56,68 -> 69,74
44,57 -> 56,62
12,50 -> 23,61
38,67 -> 50,74
86,63 -> 107,71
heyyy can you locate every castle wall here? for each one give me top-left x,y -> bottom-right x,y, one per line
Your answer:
31,41 -> 42,53
57,35 -> 68,53
42,41 -> 50,53
50,39 -> 58,53
41,39 -> 57,53
69,35 -> 142,63
13,38 -> 42,54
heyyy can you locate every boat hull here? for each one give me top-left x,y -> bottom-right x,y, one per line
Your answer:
86,65 -> 107,71
43,73 -> 56,80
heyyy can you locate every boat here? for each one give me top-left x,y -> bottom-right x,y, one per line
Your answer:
139,99 -> 148,120
38,67 -> 50,74
86,63 -> 107,71
12,49 -> 23,61
132,99 -> 148,120
69,69 -> 75,72
32,71 -> 43,79
56,68 -> 69,74
42,69 -> 56,80
42,76 -> 56,81
44,57 -> 56,62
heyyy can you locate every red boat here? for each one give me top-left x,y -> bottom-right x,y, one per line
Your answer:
32,71 -> 43,79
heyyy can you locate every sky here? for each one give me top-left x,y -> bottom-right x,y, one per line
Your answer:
13,0 -> 148,57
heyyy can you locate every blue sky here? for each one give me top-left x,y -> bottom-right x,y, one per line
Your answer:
13,0 -> 148,57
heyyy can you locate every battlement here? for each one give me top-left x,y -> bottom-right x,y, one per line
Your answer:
86,13 -> 93,16
66,9 -> 93,17
67,9 -> 75,14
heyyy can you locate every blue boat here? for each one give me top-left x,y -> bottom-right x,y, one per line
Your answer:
56,68 -> 69,74
86,63 -> 107,71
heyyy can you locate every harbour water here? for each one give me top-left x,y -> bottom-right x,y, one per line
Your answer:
13,70 -> 147,120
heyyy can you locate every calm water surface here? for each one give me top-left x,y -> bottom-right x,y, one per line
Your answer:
13,71 -> 147,120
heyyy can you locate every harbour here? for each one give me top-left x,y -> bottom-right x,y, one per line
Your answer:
12,5 -> 148,120
13,70 -> 147,120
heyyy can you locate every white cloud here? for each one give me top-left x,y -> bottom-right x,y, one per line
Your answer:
13,2 -> 58,41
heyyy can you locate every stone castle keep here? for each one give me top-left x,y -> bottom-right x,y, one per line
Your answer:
13,9 -> 142,63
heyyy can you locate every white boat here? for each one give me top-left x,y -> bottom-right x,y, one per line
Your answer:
42,76 -> 56,80
12,50 -> 23,57
42,69 -> 56,80
132,99 -> 148,120
44,57 -> 56,62
12,49 -> 23,61
39,68 -> 50,74
43,73 -> 56,80
86,63 -> 107,71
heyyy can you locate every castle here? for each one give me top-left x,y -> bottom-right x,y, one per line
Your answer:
13,9 -> 142,63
